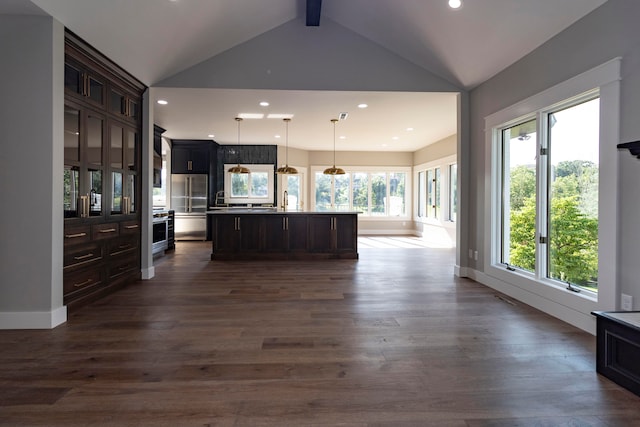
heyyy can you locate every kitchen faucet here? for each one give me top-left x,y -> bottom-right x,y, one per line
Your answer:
283,190 -> 288,210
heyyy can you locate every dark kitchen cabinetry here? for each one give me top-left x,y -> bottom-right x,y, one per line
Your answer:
309,214 -> 357,255
63,30 -> 145,311
171,141 -> 211,174
210,212 -> 357,260
263,215 -> 309,253
212,215 -> 261,254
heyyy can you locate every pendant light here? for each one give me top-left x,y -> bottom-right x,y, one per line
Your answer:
276,118 -> 298,174
323,119 -> 345,175
228,117 -> 250,174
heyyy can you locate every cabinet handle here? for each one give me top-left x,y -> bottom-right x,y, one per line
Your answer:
286,217 -> 289,230
188,160 -> 193,171
236,217 -> 241,231
118,244 -> 132,250
99,228 -> 117,233
283,217 -> 286,230
124,224 -> 138,229
74,278 -> 93,288
65,232 -> 87,239
73,252 -> 94,261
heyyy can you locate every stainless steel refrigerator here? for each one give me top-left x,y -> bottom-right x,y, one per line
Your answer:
171,174 -> 208,240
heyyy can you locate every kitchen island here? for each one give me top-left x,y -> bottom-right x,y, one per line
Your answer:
207,208 -> 359,260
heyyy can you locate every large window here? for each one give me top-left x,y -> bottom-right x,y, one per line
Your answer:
498,97 -> 599,292
313,168 -> 410,217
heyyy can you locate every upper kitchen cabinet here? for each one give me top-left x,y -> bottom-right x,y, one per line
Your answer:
171,140 -> 212,174
63,30 -> 146,311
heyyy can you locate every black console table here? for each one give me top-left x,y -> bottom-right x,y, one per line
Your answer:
592,311 -> 640,397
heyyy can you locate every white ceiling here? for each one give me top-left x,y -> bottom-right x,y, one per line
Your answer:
2,0 -> 607,152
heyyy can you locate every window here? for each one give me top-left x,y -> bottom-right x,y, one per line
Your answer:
449,164 -> 457,222
485,58 -> 620,323
417,171 -> 426,218
497,97 -> 599,292
312,168 -> 410,217
415,157 -> 456,224
224,164 -> 275,205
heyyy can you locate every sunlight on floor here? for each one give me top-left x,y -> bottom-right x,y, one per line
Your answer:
358,235 -> 455,249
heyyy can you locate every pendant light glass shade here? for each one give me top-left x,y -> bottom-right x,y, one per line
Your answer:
276,118 -> 298,174
228,117 -> 250,174
323,119 -> 345,175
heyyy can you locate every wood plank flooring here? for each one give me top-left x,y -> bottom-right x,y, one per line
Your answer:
1,240 -> 639,426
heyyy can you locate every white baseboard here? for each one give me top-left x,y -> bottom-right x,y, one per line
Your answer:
0,305 -> 67,330
141,266 -> 155,280
465,268 -> 596,335
358,229 -> 416,236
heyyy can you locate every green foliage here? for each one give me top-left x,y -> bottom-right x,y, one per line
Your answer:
507,160 -> 599,288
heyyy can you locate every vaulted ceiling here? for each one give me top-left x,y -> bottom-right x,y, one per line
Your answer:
2,0 -> 608,151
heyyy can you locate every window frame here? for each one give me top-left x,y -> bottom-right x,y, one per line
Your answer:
484,58 -> 621,321
414,154 -> 457,226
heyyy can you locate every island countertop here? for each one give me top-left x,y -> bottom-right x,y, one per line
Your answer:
208,209 -> 359,260
207,207 -> 361,215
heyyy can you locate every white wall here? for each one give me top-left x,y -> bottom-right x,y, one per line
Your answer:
468,0 -> 640,330
0,16 -> 66,328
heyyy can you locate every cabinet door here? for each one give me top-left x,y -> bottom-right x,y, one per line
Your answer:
238,215 -> 261,252
335,215 -> 357,252
189,147 -> 210,174
308,215 -> 333,252
287,215 -> 309,252
263,215 -> 287,252
213,216 -> 239,253
171,147 -> 192,174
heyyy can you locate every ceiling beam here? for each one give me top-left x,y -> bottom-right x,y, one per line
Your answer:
306,0 -> 322,26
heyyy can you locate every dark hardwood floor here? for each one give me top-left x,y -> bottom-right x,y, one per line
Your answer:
1,240 -> 639,426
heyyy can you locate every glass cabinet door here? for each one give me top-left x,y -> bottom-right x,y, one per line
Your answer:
111,171 -> 123,214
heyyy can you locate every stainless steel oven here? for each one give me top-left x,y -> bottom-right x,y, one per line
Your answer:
152,210 -> 169,255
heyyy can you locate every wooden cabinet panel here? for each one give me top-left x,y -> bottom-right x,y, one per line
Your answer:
171,141 -> 211,174
63,242 -> 103,271
308,215 -> 333,252
210,213 -> 356,260
63,30 -> 145,311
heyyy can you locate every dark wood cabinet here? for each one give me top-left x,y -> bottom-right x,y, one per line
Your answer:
212,215 -> 261,254
210,212 -> 357,260
171,141 -> 211,174
63,30 -> 145,311
309,214 -> 357,254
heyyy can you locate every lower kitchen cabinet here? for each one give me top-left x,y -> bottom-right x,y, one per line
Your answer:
63,219 -> 140,310
210,212 -> 357,260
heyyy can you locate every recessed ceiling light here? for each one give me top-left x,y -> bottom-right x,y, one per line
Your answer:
238,113 -> 264,119
382,143 -> 388,147
275,134 -> 281,139
157,99 -> 168,105
267,113 -> 294,119
357,103 -> 368,109
448,0 -> 462,9
392,136 -> 399,140
339,136 -> 346,140
259,101 -> 270,107
406,127 -> 414,131
208,134 -> 215,138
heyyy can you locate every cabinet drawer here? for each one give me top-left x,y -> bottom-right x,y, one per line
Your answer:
108,235 -> 138,257
92,222 -> 119,240
109,255 -> 138,279
64,267 -> 102,295
63,242 -> 103,270
64,224 -> 91,246
120,220 -> 140,235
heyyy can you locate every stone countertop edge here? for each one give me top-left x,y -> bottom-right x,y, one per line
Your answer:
206,209 -> 362,215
